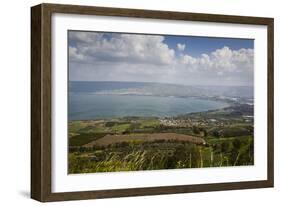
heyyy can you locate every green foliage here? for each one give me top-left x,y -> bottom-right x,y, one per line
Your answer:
140,118 -> 159,128
221,126 -> 252,137
69,133 -> 107,146
105,121 -> 117,127
111,124 -> 131,133
69,121 -> 85,133
68,136 -> 254,173
78,126 -> 106,133
192,126 -> 200,134
209,126 -> 252,138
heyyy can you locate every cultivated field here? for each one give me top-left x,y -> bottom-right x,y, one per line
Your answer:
84,133 -> 206,147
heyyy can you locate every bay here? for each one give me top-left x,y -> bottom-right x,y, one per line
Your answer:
69,93 -> 228,120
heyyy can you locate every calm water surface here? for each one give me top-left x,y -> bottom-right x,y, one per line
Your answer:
69,93 -> 228,120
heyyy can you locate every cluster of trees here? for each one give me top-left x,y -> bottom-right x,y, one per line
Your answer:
211,126 -> 253,138
213,137 -> 254,166
192,126 -> 208,137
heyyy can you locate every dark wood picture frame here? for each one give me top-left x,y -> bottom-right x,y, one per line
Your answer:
31,3 -> 274,202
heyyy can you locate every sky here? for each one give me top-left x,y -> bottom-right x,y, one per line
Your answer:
68,30 -> 254,86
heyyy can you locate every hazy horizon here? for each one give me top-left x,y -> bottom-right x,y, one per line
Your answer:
69,80 -> 253,87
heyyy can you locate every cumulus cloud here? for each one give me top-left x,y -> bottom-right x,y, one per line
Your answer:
177,43 -> 186,51
69,31 -> 253,86
69,31 -> 175,65
178,46 -> 253,75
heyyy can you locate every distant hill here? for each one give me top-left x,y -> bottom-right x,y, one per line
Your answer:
69,81 -> 253,98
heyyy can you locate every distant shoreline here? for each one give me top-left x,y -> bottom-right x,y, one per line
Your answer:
69,81 -> 253,121
69,80 -> 254,88
68,103 -> 235,122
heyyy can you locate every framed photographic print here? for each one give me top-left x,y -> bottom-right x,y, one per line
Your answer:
31,3 -> 274,202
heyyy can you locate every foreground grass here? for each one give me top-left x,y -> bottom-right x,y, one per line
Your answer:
69,136 -> 253,173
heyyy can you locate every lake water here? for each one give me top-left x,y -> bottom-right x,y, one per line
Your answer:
69,93 -> 229,120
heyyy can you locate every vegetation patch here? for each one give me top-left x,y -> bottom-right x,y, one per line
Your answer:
69,133 -> 107,147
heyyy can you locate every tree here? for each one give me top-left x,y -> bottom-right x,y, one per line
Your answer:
203,129 -> 208,137
221,142 -> 230,153
212,130 -> 220,137
192,126 -> 200,134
